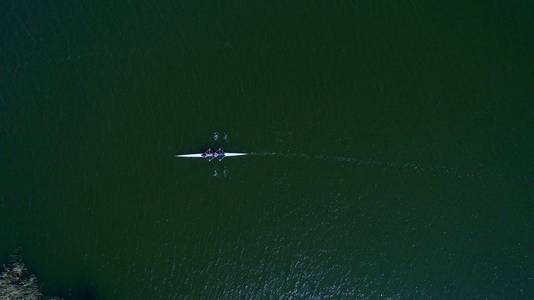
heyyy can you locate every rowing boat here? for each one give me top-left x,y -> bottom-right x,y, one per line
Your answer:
175,149 -> 247,161
175,153 -> 247,158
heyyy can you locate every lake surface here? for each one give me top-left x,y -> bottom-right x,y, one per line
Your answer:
1,1 -> 533,299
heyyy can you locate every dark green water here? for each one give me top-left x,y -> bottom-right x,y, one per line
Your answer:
2,1 -> 533,299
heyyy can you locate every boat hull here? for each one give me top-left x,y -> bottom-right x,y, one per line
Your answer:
175,154 -> 204,158
175,153 -> 247,158
224,153 -> 247,157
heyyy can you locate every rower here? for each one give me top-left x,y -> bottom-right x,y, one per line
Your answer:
202,148 -> 213,159
216,148 -> 225,161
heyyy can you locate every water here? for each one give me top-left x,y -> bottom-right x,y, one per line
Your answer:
1,1 -> 533,299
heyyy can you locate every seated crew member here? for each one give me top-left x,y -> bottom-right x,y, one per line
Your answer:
202,148 -> 213,158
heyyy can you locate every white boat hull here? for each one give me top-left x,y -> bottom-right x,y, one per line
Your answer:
175,154 -> 204,158
224,153 -> 248,157
175,153 -> 247,158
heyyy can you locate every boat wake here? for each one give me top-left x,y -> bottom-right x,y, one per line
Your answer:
212,166 -> 230,178
249,152 -> 480,179
212,131 -> 229,143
